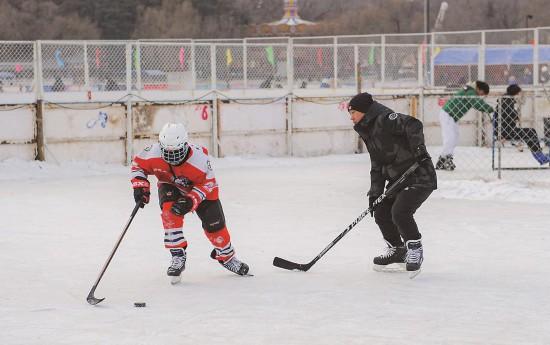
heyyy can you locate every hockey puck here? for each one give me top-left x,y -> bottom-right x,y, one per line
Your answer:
134,302 -> 146,308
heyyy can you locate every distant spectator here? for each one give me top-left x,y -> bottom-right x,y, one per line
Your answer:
52,77 -> 65,92
105,78 -> 118,91
436,81 -> 494,171
259,76 -> 273,89
519,67 -> 533,85
540,65 -> 550,84
495,84 -> 550,165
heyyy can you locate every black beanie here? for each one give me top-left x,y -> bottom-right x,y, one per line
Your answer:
506,84 -> 521,96
348,92 -> 374,113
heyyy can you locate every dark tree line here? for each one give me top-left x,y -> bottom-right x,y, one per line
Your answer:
0,0 -> 548,40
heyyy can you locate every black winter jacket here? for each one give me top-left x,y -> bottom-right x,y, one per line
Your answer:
353,101 -> 437,197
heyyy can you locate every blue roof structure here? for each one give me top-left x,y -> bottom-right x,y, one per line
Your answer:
434,45 -> 550,65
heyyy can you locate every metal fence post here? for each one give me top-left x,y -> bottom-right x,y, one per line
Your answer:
210,45 -> 217,90
417,44 -> 423,87
430,32 -> 435,87
126,97 -> 133,165
381,35 -> 386,85
479,31 -> 486,81
135,42 -> 142,93
35,41 -> 44,101
497,105 -> 502,179
83,42 -> 90,92
286,94 -> 293,156
534,28 -> 539,86
333,37 -> 338,88
125,43 -> 132,92
212,94 -> 221,158
287,37 -> 294,92
243,39 -> 248,89
354,44 -> 359,92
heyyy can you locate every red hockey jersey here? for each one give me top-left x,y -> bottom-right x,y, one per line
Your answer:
131,143 -> 219,201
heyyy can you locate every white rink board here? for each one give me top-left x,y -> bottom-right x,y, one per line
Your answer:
292,130 -> 357,156
0,106 -> 35,160
43,105 -> 126,140
133,103 -> 212,136
292,100 -> 350,129
0,144 -> 36,161
220,102 -> 287,132
0,106 -> 35,141
220,134 -> 287,157
1,92 -> 547,168
42,104 -> 127,163
46,141 -> 126,164
219,101 -> 287,156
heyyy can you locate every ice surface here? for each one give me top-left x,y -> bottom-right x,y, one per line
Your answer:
1,154 -> 549,345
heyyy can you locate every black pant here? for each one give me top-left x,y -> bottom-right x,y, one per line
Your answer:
502,127 -> 542,153
374,187 -> 432,246
158,184 -> 226,233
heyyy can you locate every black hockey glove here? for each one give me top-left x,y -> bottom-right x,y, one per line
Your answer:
131,178 -> 150,208
171,196 -> 196,216
368,195 -> 381,217
413,144 -> 431,163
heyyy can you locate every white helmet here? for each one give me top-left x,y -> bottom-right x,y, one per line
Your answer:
159,123 -> 189,165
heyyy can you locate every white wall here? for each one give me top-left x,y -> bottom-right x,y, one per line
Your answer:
1,91 -> 546,164
291,99 -> 356,156
132,103 -> 213,155
0,106 -> 36,160
219,101 -> 287,156
43,104 -> 127,163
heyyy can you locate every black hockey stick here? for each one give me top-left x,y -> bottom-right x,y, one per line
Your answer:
273,162 -> 420,272
87,202 -> 141,305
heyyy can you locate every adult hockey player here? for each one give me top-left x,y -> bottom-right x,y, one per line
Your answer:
436,81 -> 494,170
130,123 -> 249,282
496,84 -> 550,165
349,92 -> 437,275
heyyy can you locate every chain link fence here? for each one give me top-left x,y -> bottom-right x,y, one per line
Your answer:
2,28 -> 550,181
1,27 -> 550,97
0,42 -> 34,94
40,42 -> 86,93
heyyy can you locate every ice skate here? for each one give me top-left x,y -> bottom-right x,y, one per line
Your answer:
445,155 -> 456,170
435,155 -> 455,171
532,151 -> 550,165
167,249 -> 186,284
405,239 -> 423,279
435,156 -> 446,170
211,249 -> 251,276
372,241 -> 407,273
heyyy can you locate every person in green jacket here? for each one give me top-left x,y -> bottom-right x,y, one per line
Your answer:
436,81 -> 494,170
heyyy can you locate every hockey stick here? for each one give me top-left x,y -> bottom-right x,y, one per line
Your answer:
87,202 -> 142,305
273,162 -> 420,272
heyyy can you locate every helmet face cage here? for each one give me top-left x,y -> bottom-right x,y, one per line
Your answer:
160,143 -> 189,165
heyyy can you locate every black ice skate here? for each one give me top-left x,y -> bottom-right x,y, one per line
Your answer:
405,239 -> 423,279
211,250 -> 250,276
436,155 -> 455,171
167,249 -> 186,284
435,156 -> 446,170
445,155 -> 456,170
372,241 -> 406,272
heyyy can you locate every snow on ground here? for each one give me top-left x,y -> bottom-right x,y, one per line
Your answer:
1,154 -> 549,345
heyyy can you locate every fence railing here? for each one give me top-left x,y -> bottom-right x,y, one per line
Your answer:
2,27 -> 550,103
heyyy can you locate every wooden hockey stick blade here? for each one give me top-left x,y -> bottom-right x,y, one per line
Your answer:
273,257 -> 312,271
